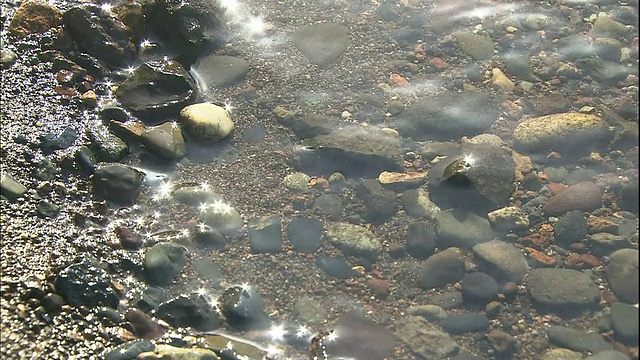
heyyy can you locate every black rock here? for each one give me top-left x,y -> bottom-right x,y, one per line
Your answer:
156,293 -> 221,331
92,163 -> 144,203
441,313 -> 490,334
144,242 -> 188,286
115,59 -> 198,122
554,210 -> 588,247
37,200 -> 60,218
104,339 -> 155,360
135,287 -> 169,312
316,256 -> 354,279
54,257 -> 120,308
39,126 -> 78,153
287,217 -> 323,253
218,285 -> 269,331
75,146 -> 97,175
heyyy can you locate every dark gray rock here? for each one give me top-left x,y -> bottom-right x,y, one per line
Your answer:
33,158 -> 57,181
461,272 -> 499,305
141,122 -> 186,161
37,200 -> 59,218
0,173 -> 28,201
287,217 -> 323,253
325,311 -> 398,360
435,209 -> 494,249
609,302 -> 639,344
87,127 -> 129,162
426,291 -> 464,310
297,127 -> 403,178
554,210 -> 588,247
278,113 -> 337,140
135,287 -> 169,312
75,146 -> 97,175
191,55 -> 249,89
502,51 -> 537,82
248,215 -> 282,254
417,247 -> 466,289
144,242 -> 188,286
62,5 -> 137,68
316,256 -> 353,279
191,224 -> 226,248
527,268 -> 600,313
395,91 -> 498,141
472,240 -> 529,283
294,23 -> 350,68
54,257 -> 120,308
406,221 -> 437,260
442,313 -> 490,334
115,59 -> 198,121
92,163 -> 144,203
355,179 -> 398,224
218,285 -> 269,330
39,127 -> 78,153
395,316 -> 460,359
104,340 -> 155,360
606,249 -> 639,304
428,143 -> 515,214
156,293 -> 221,331
620,181 -> 638,214
547,325 -> 612,353
311,194 -> 343,219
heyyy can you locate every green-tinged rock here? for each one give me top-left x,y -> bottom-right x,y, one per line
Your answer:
325,222 -> 382,260
144,242 -> 188,286
141,121 -> 186,161
454,32 -> 495,60
1,172 -> 28,201
179,103 -> 234,142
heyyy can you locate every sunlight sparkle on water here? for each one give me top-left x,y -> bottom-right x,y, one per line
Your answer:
268,323 -> 286,342
245,15 -> 266,36
100,3 -> 113,13
224,102 -> 235,113
463,154 -> 476,166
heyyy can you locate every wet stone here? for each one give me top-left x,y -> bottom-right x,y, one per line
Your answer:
425,291 -> 464,310
104,339 -> 155,360
417,247 -> 466,289
325,222 -> 382,261
401,188 -> 440,220
355,179 -> 398,224
114,226 -> 143,250
39,126 -> 78,153
435,209 -> 494,249
605,249 -> 639,304
441,313 -> 490,334
191,55 -> 249,89
125,308 -> 165,339
586,350 -> 633,360
191,225 -> 226,248
547,325 -> 612,353
40,293 -> 64,313
294,23 -> 351,68
135,287 -> 168,312
178,102 -> 234,142
54,256 -> 120,308
316,256 -> 353,279
487,206 -> 529,234
8,0 -> 63,38
405,221 -> 437,260
472,240 -> 529,283
282,172 -> 311,192
156,293 -> 221,331
248,215 -> 282,254
395,316 -> 460,359
312,194 -> 343,219
218,285 -> 269,331
326,311 -> 398,360
453,32 -> 495,60
554,210 -> 588,247
140,122 -> 186,161
0,173 -> 28,201
588,233 -> 632,257
278,113 -> 337,140
287,217 -> 323,253
294,296 -> 326,325
144,242 -> 188,286
609,302 -> 639,344
36,200 -> 59,218
92,163 -> 144,203
139,344 -> 220,360
545,181 -> 602,216
33,158 -> 56,181
1,48 -> 17,68
192,258 -> 222,284
172,186 -> 222,207
526,268 -> 600,313
461,272 -> 499,305
197,202 -> 243,236
407,304 -> 447,322
74,146 -> 97,175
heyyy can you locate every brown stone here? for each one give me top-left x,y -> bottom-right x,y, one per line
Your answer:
8,1 -> 63,38
368,278 -> 390,300
587,216 -> 619,234
564,253 -> 601,269
525,247 -> 557,267
545,181 -> 602,215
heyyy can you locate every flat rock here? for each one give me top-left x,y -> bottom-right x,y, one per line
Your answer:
453,32 -> 495,60
609,302 -> 639,344
191,55 -> 249,89
92,163 -> 144,203
472,240 -> 528,283
0,173 -> 28,201
435,209 -> 494,249
417,247 -> 466,289
294,23 -> 350,68
513,112 -> 611,158
545,181 -> 602,216
248,215 -> 282,254
547,325 -> 612,353
441,313 -> 490,334
395,316 -> 460,359
325,222 -> 382,260
527,268 -> 600,313
287,217 -> 323,253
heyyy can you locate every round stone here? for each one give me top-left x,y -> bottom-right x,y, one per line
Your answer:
179,102 -> 234,141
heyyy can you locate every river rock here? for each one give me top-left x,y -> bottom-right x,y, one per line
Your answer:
144,242 -> 188,286
87,127 -> 129,162
526,268 -> 600,313
287,217 -> 323,253
355,179 -> 398,224
178,102 -> 234,142
62,5 -> 137,68
417,247 -> 466,289
547,325 -> 612,353
472,240 -> 529,283
156,293 -> 221,331
395,316 -> 460,359
191,55 -> 249,89
453,32 -> 495,60
0,173 -> 28,201
435,209 -> 494,249
605,249 -> 638,304
92,163 -> 144,203
487,206 -> 529,234
401,188 -> 440,220
544,181 -> 602,215
325,222 -> 382,261
141,122 -> 186,161
609,302 -> 639,344
54,257 -> 120,308
294,23 -> 350,68
248,215 -> 282,254
513,112 -> 611,158
8,0 -> 62,38
115,58 -> 198,121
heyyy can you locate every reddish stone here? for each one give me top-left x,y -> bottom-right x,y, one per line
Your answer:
525,247 -> 557,267
545,181 -> 602,215
547,182 -> 567,195
564,253 -> 601,269
429,57 -> 448,69
368,278 -> 390,300
8,0 -> 63,38
519,233 -> 553,248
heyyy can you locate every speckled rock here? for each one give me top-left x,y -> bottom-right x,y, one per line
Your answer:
527,268 -> 600,312
472,240 -> 529,283
487,206 -> 529,234
513,113 -> 610,157
453,32 -> 495,60
178,102 -> 234,142
544,181 -> 602,215
395,316 -> 460,359
541,348 -> 583,360
325,222 -> 382,260
8,0 -> 62,38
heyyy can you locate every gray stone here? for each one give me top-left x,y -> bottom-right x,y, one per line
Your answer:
527,268 -> 600,312
1,48 -> 16,69
141,122 -> 186,161
441,313 -> 490,334
395,316 -> 460,359
502,52 -> 537,82
325,222 -> 382,261
405,221 -> 437,260
297,127 -> 403,178
586,350 -> 632,360
294,23 -> 350,68
0,173 -> 28,201
426,291 -> 464,310
541,348 -> 583,360
287,217 -> 323,253
435,209 -> 494,249
355,179 -> 398,224
277,113 -> 337,140
417,247 -> 466,289
555,210 -> 588,247
156,293 -> 221,331
172,186 -> 222,207
606,249 -> 639,304
588,233 -> 632,257
609,302 -> 639,344
115,59 -> 197,120
472,240 -> 528,283
178,102 -> 234,142
37,200 -> 59,218
407,304 -> 448,322
144,242 -> 188,286
547,325 -> 612,353
401,188 -> 440,220
487,206 -> 529,234
197,202 -> 244,236
294,297 -> 326,325
312,194 -> 343,219
92,163 -> 144,203
454,32 -> 495,60
191,55 -> 249,89
248,215 -> 282,254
